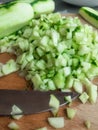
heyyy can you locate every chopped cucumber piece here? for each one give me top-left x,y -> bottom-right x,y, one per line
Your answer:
73,79 -> 83,94
81,78 -> 98,104
64,95 -> 72,103
48,117 -> 65,129
79,92 -> 89,104
66,108 -> 77,119
65,76 -> 74,89
87,84 -> 97,104
0,59 -> 19,77
35,127 -> 47,130
53,72 -> 65,89
49,94 -> 60,116
11,105 -> 23,120
8,121 -> 19,130
84,120 -> 91,129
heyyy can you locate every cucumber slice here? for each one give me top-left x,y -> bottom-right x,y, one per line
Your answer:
79,7 -> 98,28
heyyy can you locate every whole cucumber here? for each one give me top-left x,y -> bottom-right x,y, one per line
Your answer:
0,3 -> 34,39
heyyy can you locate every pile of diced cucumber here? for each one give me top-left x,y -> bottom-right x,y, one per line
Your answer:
0,2 -> 98,103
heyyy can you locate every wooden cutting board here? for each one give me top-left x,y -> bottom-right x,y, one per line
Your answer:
0,14 -> 98,130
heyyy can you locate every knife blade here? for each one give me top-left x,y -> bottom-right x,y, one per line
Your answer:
0,89 -> 78,116
0,0 -> 13,4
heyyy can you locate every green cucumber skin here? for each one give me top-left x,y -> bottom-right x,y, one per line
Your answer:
79,7 -> 98,28
0,3 -> 34,39
0,0 -> 55,19
82,7 -> 98,20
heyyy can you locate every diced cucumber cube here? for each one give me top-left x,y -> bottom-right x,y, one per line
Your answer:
79,92 -> 89,104
49,94 -> 60,116
48,117 -> 65,129
73,79 -> 83,94
66,108 -> 77,119
53,72 -> 65,89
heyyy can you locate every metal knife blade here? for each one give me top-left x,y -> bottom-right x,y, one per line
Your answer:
0,0 -> 13,4
0,89 -> 78,116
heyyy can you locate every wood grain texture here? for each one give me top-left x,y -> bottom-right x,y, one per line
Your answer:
0,14 -> 98,130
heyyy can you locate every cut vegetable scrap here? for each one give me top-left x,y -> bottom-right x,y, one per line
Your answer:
80,77 -> 98,104
64,95 -> 72,103
11,105 -> 23,120
73,79 -> 83,94
66,108 -> 77,119
0,59 -> 19,77
84,120 -> 91,129
49,94 -> 60,116
48,117 -> 65,129
35,127 -> 47,130
8,121 -> 19,130
79,92 -> 89,104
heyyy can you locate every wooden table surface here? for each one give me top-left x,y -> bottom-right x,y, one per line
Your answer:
0,14 -> 98,130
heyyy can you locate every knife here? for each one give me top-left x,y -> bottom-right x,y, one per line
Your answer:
0,89 -> 78,116
0,0 -> 13,4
